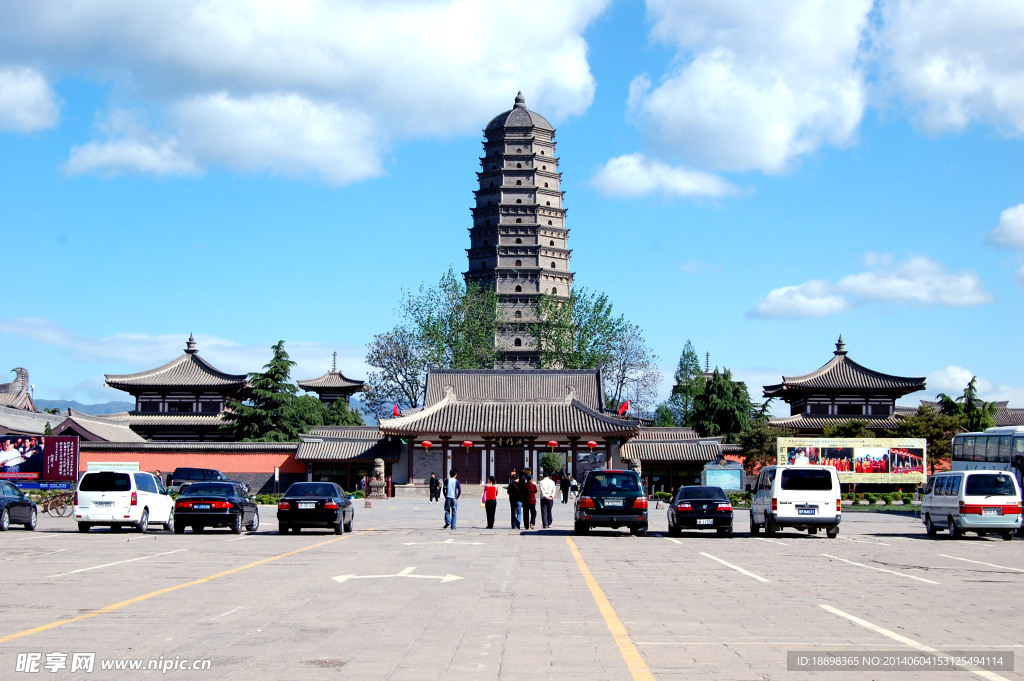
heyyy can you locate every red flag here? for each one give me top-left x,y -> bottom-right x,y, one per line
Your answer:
617,400 -> 629,415
392,404 -> 400,417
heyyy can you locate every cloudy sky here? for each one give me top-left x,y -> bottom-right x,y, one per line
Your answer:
1,0 -> 1022,415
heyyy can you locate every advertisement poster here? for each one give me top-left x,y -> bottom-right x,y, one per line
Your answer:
0,435 -> 79,487
776,437 -> 926,484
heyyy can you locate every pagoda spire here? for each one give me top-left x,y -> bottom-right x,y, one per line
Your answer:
185,333 -> 197,354
835,335 -> 847,356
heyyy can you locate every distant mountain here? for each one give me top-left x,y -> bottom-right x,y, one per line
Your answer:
35,400 -> 134,415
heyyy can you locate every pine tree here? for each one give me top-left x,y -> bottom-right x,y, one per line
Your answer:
691,368 -> 753,443
667,339 -> 706,426
222,340 -> 298,441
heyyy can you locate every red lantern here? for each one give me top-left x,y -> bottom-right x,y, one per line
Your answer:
462,440 -> 473,449
547,440 -> 558,449
586,440 -> 597,450
421,440 -> 433,450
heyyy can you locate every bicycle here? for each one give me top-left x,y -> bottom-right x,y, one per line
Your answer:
42,491 -> 75,518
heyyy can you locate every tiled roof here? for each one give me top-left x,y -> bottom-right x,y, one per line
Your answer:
993,403 -> 1024,426
54,409 -> 145,442
296,428 -> 400,462
0,405 -> 63,435
105,336 -> 246,391
124,413 -> 227,427
0,368 -> 32,409
621,440 -> 722,462
764,339 -> 925,398
297,371 -> 365,391
424,369 -> 604,411
768,414 -> 905,430
379,391 -> 637,437
485,92 -> 554,132
633,426 -> 702,441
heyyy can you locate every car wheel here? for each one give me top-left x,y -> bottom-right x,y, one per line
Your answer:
947,516 -> 961,539
764,514 -> 777,536
164,508 -> 174,531
343,515 -> 353,533
246,509 -> 259,532
174,520 -> 185,534
1002,531 -> 1014,541
668,523 -> 681,537
193,524 -> 205,533
0,508 -> 10,531
334,521 -> 343,535
925,515 -> 937,536
574,521 -> 589,535
137,509 -> 149,533
826,526 -> 839,539
631,526 -> 648,537
749,513 -> 760,535
231,513 -> 243,534
26,507 -> 37,531
78,522 -> 91,532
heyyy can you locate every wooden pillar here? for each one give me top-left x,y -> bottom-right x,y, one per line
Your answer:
484,437 -> 493,479
441,437 -> 451,476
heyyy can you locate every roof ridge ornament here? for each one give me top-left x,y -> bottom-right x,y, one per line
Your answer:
185,333 -> 198,354
835,334 -> 846,356
565,385 -> 576,403
514,91 -> 525,108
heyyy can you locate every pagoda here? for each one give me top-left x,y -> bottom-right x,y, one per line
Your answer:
297,353 -> 365,408
465,92 -> 574,368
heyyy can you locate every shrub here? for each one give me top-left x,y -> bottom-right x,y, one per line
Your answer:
254,494 -> 281,505
652,491 -> 673,501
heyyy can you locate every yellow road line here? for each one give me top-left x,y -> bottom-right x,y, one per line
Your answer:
0,534 -> 354,644
566,537 -> 655,681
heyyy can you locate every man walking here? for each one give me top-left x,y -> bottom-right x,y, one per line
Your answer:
559,470 -> 570,504
443,469 -> 461,529
428,472 -> 441,503
539,471 -> 557,528
506,472 -> 522,529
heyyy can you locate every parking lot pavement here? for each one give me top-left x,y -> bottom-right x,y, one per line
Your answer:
1,500 -> 1021,680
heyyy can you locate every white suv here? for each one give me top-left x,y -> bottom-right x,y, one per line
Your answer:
74,470 -> 174,533
749,465 -> 842,538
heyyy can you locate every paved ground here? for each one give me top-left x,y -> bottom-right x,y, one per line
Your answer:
1,498 -> 1021,680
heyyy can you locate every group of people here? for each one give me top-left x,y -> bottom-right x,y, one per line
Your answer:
427,468 -> 579,531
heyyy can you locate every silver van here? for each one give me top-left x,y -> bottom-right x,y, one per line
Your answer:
921,471 -> 1021,540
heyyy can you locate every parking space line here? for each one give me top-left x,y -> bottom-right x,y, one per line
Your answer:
938,554 -> 1024,573
48,549 -> 189,578
821,554 -> 939,584
753,537 -> 788,546
212,606 -> 244,619
0,535 -> 349,645
700,552 -> 770,583
566,537 -> 655,681
17,533 -> 68,541
837,535 -> 892,546
820,604 -> 1010,681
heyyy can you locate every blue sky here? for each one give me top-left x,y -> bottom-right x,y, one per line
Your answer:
1,0 -> 1022,415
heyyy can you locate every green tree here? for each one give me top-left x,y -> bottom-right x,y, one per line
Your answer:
364,326 -> 429,419
691,368 -> 753,443
222,341 -> 298,441
669,340 -> 706,426
823,420 -> 875,438
890,405 -> 962,475
737,423 -> 794,474
540,452 -> 563,476
652,403 -> 677,427
936,376 -> 997,432
532,289 -> 625,370
43,421 -> 54,435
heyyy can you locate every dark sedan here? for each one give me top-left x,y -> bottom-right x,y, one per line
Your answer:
667,485 -> 734,537
277,482 -> 353,534
173,482 -> 259,534
0,480 -> 37,531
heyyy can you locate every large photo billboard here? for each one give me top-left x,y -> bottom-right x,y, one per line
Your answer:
776,437 -> 926,485
0,435 -> 79,488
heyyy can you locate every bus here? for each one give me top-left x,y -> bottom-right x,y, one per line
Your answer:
951,426 -> 1024,488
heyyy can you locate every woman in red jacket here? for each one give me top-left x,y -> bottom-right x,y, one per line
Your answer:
482,476 -> 499,529
520,474 -> 538,530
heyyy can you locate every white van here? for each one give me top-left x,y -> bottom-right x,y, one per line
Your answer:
749,465 -> 841,538
921,470 -> 1021,540
74,470 -> 174,533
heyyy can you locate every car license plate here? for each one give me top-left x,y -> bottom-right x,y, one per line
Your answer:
194,504 -> 211,510
603,498 -> 624,507
95,501 -> 113,507
982,507 -> 1001,516
697,518 -> 713,525
798,508 -> 816,515
298,502 -> 316,509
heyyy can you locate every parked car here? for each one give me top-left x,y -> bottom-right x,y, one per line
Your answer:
573,469 -> 648,536
0,480 -> 37,531
74,470 -> 174,533
167,467 -> 231,494
749,465 -> 841,538
667,485 -> 733,536
173,482 -> 259,534
276,482 -> 354,534
921,470 -> 1021,540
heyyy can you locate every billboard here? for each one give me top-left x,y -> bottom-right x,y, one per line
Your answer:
776,437 -> 926,485
0,435 -> 79,487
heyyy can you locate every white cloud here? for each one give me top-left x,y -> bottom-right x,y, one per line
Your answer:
627,0 -> 871,173
590,153 -> 737,199
878,0 -> 1024,136
927,365 -> 1024,406
0,65 -> 60,132
0,1 -> 608,182
988,203 -> 1024,250
748,254 -> 992,319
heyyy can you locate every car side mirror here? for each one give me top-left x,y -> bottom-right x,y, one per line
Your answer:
745,484 -> 752,494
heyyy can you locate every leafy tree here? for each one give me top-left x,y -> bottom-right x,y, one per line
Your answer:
364,326 -> 429,420
540,452 -> 563,476
691,368 -> 753,443
936,376 -> 997,432
222,341 -> 298,441
43,421 -> 54,435
602,322 -> 662,412
652,403 -> 677,427
823,420 -> 875,438
532,289 -> 625,370
890,405 -> 962,475
738,423 -> 795,474
43,407 -> 63,415
669,340 -> 706,425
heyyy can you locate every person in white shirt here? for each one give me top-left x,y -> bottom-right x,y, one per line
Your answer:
538,472 -> 557,529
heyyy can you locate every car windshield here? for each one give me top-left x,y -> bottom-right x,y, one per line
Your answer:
286,483 -> 338,497
587,473 -> 639,492
180,483 -> 235,497
679,486 -> 727,500
780,469 -> 833,491
965,474 -> 1017,496
79,472 -> 132,492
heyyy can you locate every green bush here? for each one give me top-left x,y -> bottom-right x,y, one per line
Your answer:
349,490 -> 365,499
728,492 -> 752,507
254,494 -> 281,505
652,491 -> 673,501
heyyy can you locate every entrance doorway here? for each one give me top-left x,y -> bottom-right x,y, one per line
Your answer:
494,449 -> 523,483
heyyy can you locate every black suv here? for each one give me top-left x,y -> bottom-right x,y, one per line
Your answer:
574,469 -> 648,536
167,467 -> 230,494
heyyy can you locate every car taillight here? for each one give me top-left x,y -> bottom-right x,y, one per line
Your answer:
212,501 -> 233,509
717,502 -> 733,511
176,500 -> 191,509
324,501 -> 339,510
73,492 -> 78,505
130,491 -> 137,506
771,498 -> 778,512
633,497 -> 648,510
578,496 -> 595,509
1009,504 -> 1023,515
278,501 -> 291,510
836,499 -> 842,512
677,502 -> 692,511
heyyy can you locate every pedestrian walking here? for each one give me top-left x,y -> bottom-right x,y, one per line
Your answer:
539,471 -> 556,528
569,476 -> 578,500
428,472 -> 441,503
559,471 -> 570,504
506,472 -> 522,529
482,476 -> 498,529
520,474 -> 538,530
443,469 -> 461,529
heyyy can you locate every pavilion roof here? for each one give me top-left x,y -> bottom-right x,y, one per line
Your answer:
0,368 -> 33,410
297,371 -> 365,391
423,368 -> 606,411
105,335 -> 247,392
54,410 -> 145,442
768,413 -> 905,431
297,426 -> 400,462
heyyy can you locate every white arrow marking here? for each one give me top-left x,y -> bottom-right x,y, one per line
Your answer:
332,566 -> 462,584
401,538 -> 484,546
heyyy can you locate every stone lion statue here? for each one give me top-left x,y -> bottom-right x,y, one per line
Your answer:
373,457 -> 385,480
